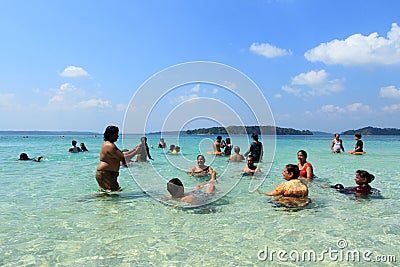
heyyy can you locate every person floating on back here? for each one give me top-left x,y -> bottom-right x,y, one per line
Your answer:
19,153 -> 43,162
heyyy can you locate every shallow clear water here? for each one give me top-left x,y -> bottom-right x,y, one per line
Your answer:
0,134 -> 399,266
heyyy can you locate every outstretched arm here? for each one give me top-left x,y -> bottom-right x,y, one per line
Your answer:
256,183 -> 283,196
194,180 -> 216,193
123,146 -> 140,162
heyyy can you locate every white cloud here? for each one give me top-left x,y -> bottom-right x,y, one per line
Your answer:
116,103 -> 127,112
319,102 -> 372,113
274,93 -> 282,98
190,84 -> 200,92
60,66 -> 89,77
170,94 -> 200,104
282,70 -> 344,97
305,23 -> 400,66
292,70 -> 328,85
382,104 -> 400,111
78,99 -> 111,109
281,85 -> 301,97
212,88 -> 218,94
380,85 -> 400,99
48,83 -> 80,104
223,81 -> 237,89
250,42 -> 292,58
47,83 -> 111,110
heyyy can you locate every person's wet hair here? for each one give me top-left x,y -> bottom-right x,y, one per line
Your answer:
251,133 -> 259,141
19,153 -> 30,160
298,150 -> 308,158
167,178 -> 184,197
356,170 -> 375,183
285,164 -> 300,179
104,125 -> 119,141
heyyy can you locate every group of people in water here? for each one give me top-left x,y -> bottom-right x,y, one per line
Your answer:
94,125 -> 378,207
68,140 -> 88,153
90,126 -> 374,206
17,125 -> 374,207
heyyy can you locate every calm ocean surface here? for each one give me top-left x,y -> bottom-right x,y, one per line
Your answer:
0,134 -> 399,266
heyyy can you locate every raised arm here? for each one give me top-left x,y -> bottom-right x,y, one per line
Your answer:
209,167 -> 217,181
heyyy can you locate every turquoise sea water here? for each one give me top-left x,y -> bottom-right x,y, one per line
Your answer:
0,134 -> 399,266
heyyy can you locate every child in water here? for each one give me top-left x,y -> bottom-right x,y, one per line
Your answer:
331,170 -> 377,197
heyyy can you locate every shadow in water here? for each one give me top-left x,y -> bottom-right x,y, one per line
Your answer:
76,190 -> 149,203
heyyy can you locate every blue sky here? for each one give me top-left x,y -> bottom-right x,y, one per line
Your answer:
1,0 -> 400,133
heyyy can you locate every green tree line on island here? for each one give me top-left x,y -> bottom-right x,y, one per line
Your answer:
185,126 -> 313,135
341,126 -> 400,135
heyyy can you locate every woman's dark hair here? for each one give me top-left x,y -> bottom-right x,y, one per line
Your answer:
167,178 -> 184,197
197,154 -> 205,160
19,153 -> 30,160
356,170 -> 375,183
251,134 -> 259,141
104,125 -> 119,141
297,150 -> 308,158
285,164 -> 300,179
355,134 -> 362,139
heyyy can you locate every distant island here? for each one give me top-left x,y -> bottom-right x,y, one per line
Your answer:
341,126 -> 400,135
185,126 -> 313,135
0,131 -> 100,136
